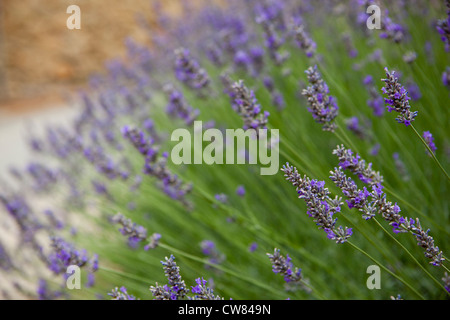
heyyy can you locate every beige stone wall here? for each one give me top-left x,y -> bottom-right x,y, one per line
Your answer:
0,0 -> 187,105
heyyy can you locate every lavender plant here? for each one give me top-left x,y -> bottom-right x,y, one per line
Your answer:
0,0 -> 449,301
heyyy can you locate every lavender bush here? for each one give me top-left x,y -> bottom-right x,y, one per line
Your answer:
0,0 -> 449,300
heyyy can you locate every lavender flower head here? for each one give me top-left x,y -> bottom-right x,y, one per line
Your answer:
236,185 -> 246,197
363,75 -> 384,117
442,67 -> 450,89
267,248 -> 302,283
231,80 -> 269,131
201,240 -> 225,266
111,213 -> 148,247
189,277 -> 224,300
174,47 -> 210,92
254,0 -> 289,65
293,23 -> 316,58
150,254 -> 189,300
332,144 -> 383,185
121,125 -> 159,158
331,147 -> 444,266
379,10 -> 407,43
302,65 -> 339,132
329,166 -> 376,220
346,116 -> 369,140
48,236 -> 90,274
144,233 -> 161,250
109,286 -> 137,300
281,163 -> 352,243
422,131 -> 437,155
163,83 -> 199,125
442,272 -> 450,293
381,68 -> 418,126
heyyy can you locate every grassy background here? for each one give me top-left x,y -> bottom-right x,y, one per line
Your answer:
1,1 -> 449,300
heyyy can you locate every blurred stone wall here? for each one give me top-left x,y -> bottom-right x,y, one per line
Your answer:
0,0 -> 185,105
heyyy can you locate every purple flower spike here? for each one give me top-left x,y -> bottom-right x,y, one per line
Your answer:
236,185 -> 246,197
282,163 -> 352,244
109,286 -> 137,300
381,68 -> 418,126
442,67 -> 450,89
302,65 -> 339,132
293,24 -> 316,58
174,47 -> 210,92
230,80 -> 269,131
422,131 -> 437,156
189,277 -> 224,300
163,83 -> 199,125
111,213 -> 148,247
436,1 -> 450,52
267,248 -> 310,291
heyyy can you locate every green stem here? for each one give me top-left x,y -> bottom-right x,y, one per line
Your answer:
99,266 -> 152,284
346,241 -> 426,300
372,218 -> 449,294
411,124 -> 450,181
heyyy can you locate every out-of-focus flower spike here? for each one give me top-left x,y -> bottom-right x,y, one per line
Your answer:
302,65 -> 339,132
381,67 -> 418,126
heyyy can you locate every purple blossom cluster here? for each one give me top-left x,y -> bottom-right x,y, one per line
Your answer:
0,0 -> 448,300
332,144 -> 383,185
346,116 -> 369,140
121,126 -> 192,206
293,23 -> 316,58
442,67 -> 450,89
436,0 -> 450,52
329,167 -> 376,220
47,236 -> 98,282
443,272 -> 450,293
174,47 -> 211,92
149,255 -> 224,300
262,76 -> 286,111
111,213 -> 148,247
83,145 -> 130,181
422,131 -> 437,155
281,163 -> 352,243
37,279 -> 62,300
267,248 -> 302,284
302,65 -> 339,132
379,10 -> 407,43
0,194 -> 42,242
109,286 -> 137,300
201,240 -> 226,266
150,255 -> 188,300
230,80 -> 270,131
362,75 -> 384,117
0,241 -> 13,271
163,83 -> 199,125
189,277 -> 224,300
254,0 -> 289,66
381,68 -> 418,126
330,146 -> 444,266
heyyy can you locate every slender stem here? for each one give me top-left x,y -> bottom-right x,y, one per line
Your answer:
99,266 -> 152,283
372,218 -> 449,294
410,124 -> 450,181
346,241 -> 426,300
